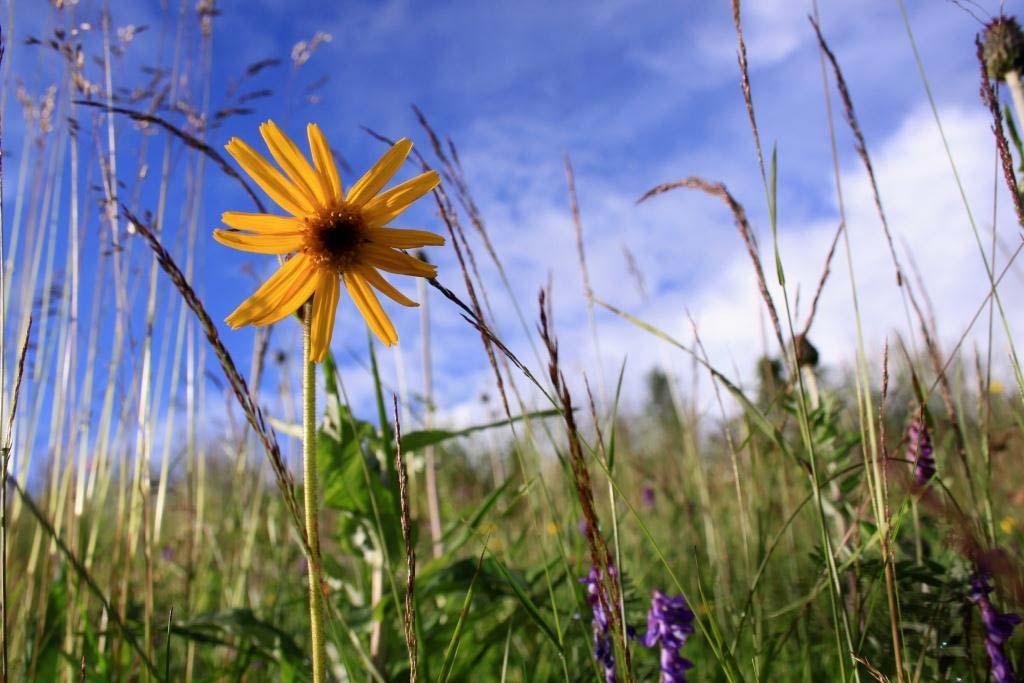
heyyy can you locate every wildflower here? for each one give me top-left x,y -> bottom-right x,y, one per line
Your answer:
1001,516 -> 1017,535
581,566 -> 617,683
578,518 -> 591,537
642,486 -> 656,509
907,417 -> 935,486
215,121 -> 443,360
643,591 -> 695,682
969,573 -> 1021,683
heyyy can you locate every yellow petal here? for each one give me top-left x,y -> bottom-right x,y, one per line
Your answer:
259,120 -> 325,207
346,138 -> 413,207
308,123 -> 342,203
363,244 -> 437,278
357,265 -> 418,307
222,211 -> 305,234
344,271 -> 398,346
225,254 -> 313,328
214,229 -> 304,254
366,227 -> 446,249
249,264 -> 321,326
361,170 -> 440,227
310,271 -> 340,362
226,137 -> 315,216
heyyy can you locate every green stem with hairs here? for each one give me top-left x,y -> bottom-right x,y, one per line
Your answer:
303,304 -> 327,683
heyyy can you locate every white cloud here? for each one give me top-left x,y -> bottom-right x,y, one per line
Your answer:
629,103 -> 1022,406
76,0 -> 1019,435
409,99 -> 1024,430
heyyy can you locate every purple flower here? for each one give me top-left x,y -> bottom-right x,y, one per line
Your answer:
907,418 -> 936,485
970,573 -> 1021,683
581,566 -> 617,682
642,487 -> 656,509
578,518 -> 592,538
643,591 -> 695,682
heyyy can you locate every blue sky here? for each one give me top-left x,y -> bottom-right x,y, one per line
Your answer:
5,0 -> 1024,453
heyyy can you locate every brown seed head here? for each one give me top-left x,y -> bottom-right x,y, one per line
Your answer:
793,334 -> 820,368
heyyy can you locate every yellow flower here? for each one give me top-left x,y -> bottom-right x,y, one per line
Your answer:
1001,516 -> 1017,535
215,120 -> 443,360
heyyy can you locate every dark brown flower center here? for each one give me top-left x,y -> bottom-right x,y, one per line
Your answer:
304,206 -> 366,272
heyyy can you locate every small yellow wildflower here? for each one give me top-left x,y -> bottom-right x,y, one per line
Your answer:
1001,516 -> 1017,535
216,121 -> 443,360
990,380 -> 1005,395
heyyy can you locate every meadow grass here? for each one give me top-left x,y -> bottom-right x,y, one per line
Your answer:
0,1 -> 1023,682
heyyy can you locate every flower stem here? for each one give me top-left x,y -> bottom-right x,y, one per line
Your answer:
1005,69 -> 1024,140
302,304 -> 327,683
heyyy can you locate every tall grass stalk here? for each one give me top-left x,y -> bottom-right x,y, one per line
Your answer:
151,4 -> 191,542
0,24 -> 7,675
418,275 -> 443,558
809,14 -> 907,679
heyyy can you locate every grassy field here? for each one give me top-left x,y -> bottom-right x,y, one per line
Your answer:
1,1 -> 1023,681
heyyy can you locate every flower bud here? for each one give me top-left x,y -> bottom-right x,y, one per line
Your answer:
984,16 -> 1024,81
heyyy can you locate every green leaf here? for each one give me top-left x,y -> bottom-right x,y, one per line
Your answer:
486,550 -> 564,655
173,608 -> 305,665
317,400 -> 378,513
367,333 -> 396,478
25,565 -> 68,681
438,550 -> 486,682
399,410 -> 559,453
439,477 -> 514,557
317,398 -> 402,559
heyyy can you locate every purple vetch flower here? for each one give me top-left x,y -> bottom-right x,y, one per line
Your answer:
643,591 -> 695,682
642,487 -> 656,509
970,573 -> 1021,683
907,418 -> 936,485
582,566 -> 611,631
578,518 -> 591,538
581,566 -> 617,682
